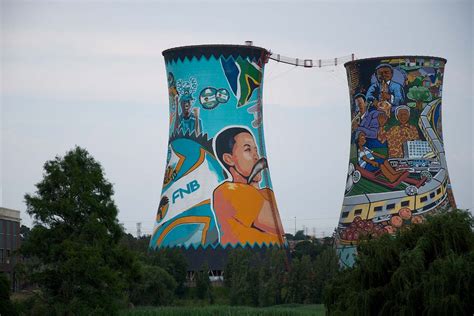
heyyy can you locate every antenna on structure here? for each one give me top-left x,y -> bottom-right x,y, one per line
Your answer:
136,222 -> 142,238
244,40 -> 253,46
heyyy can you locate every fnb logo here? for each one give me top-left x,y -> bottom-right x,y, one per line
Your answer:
172,180 -> 200,203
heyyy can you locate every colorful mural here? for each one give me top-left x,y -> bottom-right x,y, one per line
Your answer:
338,56 -> 456,267
150,45 -> 285,250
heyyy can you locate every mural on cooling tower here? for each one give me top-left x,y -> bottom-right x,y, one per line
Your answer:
150,45 -> 285,250
338,56 -> 456,266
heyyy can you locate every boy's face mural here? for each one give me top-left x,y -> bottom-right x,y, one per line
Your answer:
376,66 -> 393,82
357,132 -> 367,147
223,132 -> 262,183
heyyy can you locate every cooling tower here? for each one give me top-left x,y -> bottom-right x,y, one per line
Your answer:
338,56 -> 456,267
150,44 -> 285,270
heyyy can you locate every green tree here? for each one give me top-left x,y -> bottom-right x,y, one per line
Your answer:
311,248 -> 339,303
225,249 -> 260,306
21,147 -> 140,315
294,230 -> 309,241
293,240 -> 324,260
286,255 -> 313,304
284,233 -> 294,241
407,86 -> 432,110
0,273 -> 17,316
144,249 -> 188,297
195,263 -> 213,303
324,210 -> 474,315
258,249 -> 288,306
120,233 -> 151,255
20,224 -> 31,242
129,264 -> 176,306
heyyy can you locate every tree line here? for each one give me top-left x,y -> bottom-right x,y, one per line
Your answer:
1,146 -> 472,315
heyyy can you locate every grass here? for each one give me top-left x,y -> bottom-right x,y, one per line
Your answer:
120,304 -> 325,316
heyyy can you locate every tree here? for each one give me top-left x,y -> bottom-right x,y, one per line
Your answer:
284,233 -> 294,241
407,86 -> 432,110
21,147 -> 140,315
144,249 -> 188,298
225,249 -> 260,306
311,248 -> 339,303
258,249 -> 287,306
293,240 -> 324,260
294,230 -> 309,241
324,210 -> 474,315
286,255 -> 313,304
120,233 -> 151,255
0,273 -> 17,316
129,264 -> 176,306
195,263 -> 213,303
19,225 -> 31,242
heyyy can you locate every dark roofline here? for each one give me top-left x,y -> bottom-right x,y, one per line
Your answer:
344,55 -> 447,68
162,44 -> 268,63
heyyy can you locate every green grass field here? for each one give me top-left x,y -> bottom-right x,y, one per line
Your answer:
120,304 -> 325,316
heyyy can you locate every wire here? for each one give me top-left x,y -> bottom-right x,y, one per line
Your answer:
266,65 -> 298,82
268,52 -> 355,68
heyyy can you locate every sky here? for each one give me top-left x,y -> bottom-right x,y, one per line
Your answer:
1,0 -> 473,237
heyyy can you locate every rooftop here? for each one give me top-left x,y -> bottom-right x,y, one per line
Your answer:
0,207 -> 21,222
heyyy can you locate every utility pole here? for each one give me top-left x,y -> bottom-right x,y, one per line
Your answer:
294,216 -> 296,235
136,222 -> 142,238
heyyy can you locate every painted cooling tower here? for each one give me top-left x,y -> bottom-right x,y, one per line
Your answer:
338,56 -> 456,267
150,45 -> 285,268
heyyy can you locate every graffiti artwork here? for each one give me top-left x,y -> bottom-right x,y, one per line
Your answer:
338,56 -> 456,267
150,45 -> 285,250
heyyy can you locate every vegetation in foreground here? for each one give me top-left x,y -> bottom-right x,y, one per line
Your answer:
118,304 -> 325,316
324,209 -> 474,315
2,146 -> 472,316
6,147 -> 335,315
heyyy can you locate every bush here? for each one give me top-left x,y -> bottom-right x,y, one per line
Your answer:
258,249 -> 287,306
130,264 -> 177,306
286,256 -> 313,304
324,209 -> 474,315
195,263 -> 213,303
142,249 -> 188,298
225,249 -> 260,306
0,273 -> 17,316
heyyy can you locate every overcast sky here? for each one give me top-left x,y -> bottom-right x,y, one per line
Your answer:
1,0 -> 472,237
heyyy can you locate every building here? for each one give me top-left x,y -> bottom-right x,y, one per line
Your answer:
339,56 -> 456,268
150,44 -> 286,275
0,207 -> 21,291
404,140 -> 432,159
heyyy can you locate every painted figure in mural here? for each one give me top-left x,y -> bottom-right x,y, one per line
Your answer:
378,105 -> 420,158
168,73 -> 179,127
212,127 -> 283,245
168,73 -> 178,106
174,94 -> 203,135
352,94 -> 386,148
156,196 -> 169,222
366,64 -> 405,111
356,131 -> 407,183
